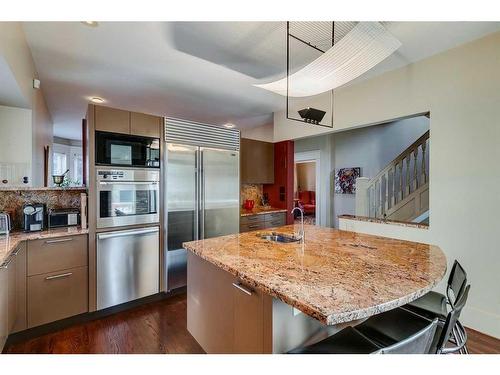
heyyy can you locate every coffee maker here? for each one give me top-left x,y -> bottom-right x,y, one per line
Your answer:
23,203 -> 45,232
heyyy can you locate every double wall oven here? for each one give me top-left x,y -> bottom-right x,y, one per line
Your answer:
94,131 -> 161,310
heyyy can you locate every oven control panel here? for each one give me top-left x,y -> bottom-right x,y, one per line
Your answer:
98,170 -> 125,180
96,168 -> 160,182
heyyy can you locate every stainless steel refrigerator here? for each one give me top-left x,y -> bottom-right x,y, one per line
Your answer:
163,118 -> 240,291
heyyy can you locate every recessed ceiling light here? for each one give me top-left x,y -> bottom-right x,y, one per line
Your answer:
224,123 -> 236,129
82,21 -> 98,27
90,97 -> 104,103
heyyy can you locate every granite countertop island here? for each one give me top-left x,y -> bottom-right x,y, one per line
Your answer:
0,227 -> 89,265
183,224 -> 446,326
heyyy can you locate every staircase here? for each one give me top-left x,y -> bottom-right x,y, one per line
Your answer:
356,130 -> 429,223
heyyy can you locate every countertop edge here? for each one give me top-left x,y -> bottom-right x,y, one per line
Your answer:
338,215 -> 429,230
240,208 -> 288,217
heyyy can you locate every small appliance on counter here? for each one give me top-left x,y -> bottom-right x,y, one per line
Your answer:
23,203 -> 45,232
0,212 -> 12,235
261,192 -> 269,207
243,199 -> 255,210
48,208 -> 80,229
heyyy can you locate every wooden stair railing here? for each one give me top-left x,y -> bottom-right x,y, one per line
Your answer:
366,130 -> 429,220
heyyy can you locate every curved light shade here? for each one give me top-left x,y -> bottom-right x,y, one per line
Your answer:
254,22 -> 401,97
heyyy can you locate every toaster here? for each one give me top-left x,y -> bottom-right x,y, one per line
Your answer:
0,212 -> 12,235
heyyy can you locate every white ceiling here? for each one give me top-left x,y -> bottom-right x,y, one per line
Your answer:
21,21 -> 500,140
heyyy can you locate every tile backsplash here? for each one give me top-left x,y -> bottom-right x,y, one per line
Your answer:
0,188 -> 85,229
241,184 -> 263,206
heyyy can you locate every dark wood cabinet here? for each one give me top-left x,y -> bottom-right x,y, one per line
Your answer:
240,138 -> 274,184
239,212 -> 286,233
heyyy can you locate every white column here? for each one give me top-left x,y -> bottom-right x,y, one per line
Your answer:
355,177 -> 370,217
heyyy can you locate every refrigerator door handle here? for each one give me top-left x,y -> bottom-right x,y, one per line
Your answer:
199,149 -> 205,240
194,150 -> 199,241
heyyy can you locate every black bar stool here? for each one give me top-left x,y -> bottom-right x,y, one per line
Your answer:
355,285 -> 470,354
403,260 -> 468,353
405,260 -> 467,321
287,317 -> 438,354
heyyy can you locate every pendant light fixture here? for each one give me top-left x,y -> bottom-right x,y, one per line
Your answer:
254,22 -> 401,128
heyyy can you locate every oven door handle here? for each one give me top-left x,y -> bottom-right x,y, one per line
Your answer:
97,227 -> 159,240
98,181 -> 158,186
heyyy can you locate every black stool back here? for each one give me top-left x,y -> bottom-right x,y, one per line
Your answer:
447,260 -> 467,307
436,284 -> 470,354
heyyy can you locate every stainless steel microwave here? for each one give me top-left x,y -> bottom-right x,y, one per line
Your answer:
96,167 -> 160,228
95,131 -> 160,168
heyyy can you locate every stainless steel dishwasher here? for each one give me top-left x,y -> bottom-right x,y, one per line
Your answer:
97,226 -> 159,310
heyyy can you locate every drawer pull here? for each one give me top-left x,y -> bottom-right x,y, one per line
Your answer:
248,224 -> 261,229
45,238 -> 74,244
232,282 -> 253,296
45,272 -> 73,280
247,216 -> 259,221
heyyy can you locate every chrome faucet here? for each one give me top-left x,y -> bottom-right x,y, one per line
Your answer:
291,207 -> 305,243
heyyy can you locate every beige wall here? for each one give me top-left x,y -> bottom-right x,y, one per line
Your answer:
31,89 -> 53,186
240,122 -> 274,142
277,32 -> 500,338
296,162 -> 316,192
0,22 -> 53,186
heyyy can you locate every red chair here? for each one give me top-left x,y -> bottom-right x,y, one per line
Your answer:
298,191 -> 316,215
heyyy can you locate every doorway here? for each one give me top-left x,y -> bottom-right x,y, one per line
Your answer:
294,151 -> 321,226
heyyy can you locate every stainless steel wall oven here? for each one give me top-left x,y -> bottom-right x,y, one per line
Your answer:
96,167 -> 159,229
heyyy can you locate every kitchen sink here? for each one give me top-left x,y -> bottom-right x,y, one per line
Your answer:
258,232 -> 302,243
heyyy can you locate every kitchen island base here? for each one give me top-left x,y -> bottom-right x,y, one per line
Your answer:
187,252 -> 346,354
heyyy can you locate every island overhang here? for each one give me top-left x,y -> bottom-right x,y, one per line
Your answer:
183,224 -> 446,325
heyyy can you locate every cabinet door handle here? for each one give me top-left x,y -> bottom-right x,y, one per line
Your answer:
45,238 -> 74,244
45,272 -> 73,280
232,282 -> 253,296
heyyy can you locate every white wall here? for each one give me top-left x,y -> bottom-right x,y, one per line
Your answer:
277,32 -> 500,338
0,22 -> 53,186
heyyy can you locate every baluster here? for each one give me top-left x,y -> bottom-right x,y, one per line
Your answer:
378,180 -> 382,217
421,140 -> 427,184
391,166 -> 396,208
398,162 -> 403,201
405,156 -> 411,196
413,147 -> 419,190
378,176 -> 384,217
384,172 -> 389,214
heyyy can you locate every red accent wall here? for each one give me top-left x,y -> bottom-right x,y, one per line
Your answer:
263,140 -> 295,224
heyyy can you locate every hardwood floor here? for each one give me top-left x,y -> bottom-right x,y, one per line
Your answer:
4,293 -> 204,354
3,293 -> 499,354
465,328 -> 500,354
